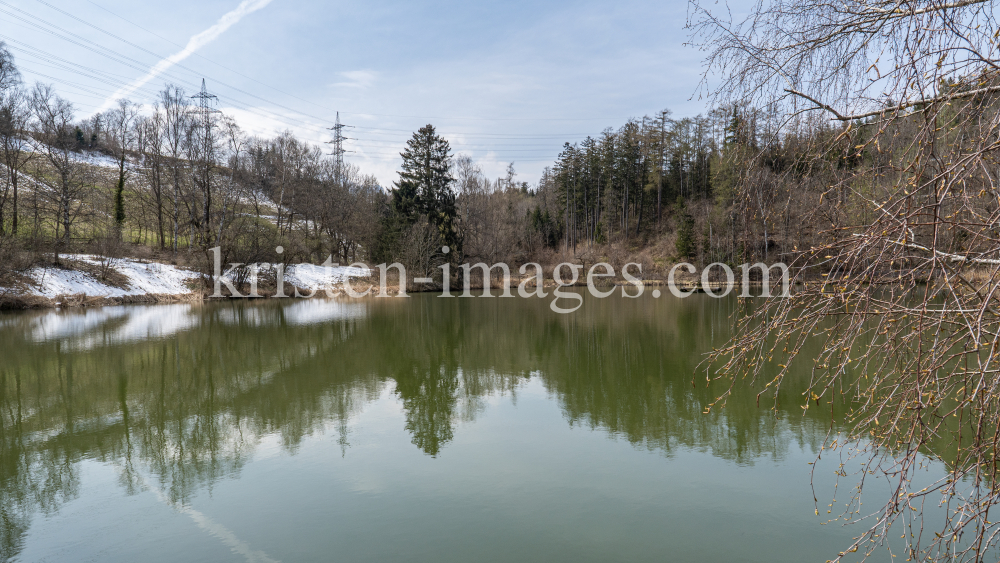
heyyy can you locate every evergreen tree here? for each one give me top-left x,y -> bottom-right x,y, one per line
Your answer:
114,175 -> 126,229
724,107 -> 755,150
387,124 -> 460,254
393,125 -> 454,217
674,197 -> 696,259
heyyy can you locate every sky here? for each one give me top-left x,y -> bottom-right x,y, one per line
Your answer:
0,0 -> 712,186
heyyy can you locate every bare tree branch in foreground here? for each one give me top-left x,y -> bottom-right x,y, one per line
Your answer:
690,0 -> 1000,560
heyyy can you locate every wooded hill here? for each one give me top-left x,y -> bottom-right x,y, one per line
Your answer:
2,38 -> 996,293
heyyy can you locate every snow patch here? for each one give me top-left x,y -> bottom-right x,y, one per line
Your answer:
25,140 -> 126,170
23,255 -> 200,298
6,255 -> 370,300
73,151 -> 123,170
283,263 -> 370,291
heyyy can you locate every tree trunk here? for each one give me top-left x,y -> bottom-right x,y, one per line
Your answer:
0,183 -> 6,237
172,179 -> 179,252
202,167 -> 212,245
635,182 -> 643,237
62,184 -> 71,243
11,171 -> 17,236
156,188 -> 165,249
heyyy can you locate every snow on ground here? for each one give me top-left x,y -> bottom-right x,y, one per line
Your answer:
72,151 -> 123,169
25,141 -> 126,170
10,255 -> 370,299
23,255 -> 200,298
236,189 -> 280,210
283,263 -> 370,290
104,258 -> 201,295
28,267 -> 128,298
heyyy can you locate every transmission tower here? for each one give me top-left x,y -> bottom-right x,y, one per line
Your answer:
190,78 -> 220,136
326,112 -> 354,184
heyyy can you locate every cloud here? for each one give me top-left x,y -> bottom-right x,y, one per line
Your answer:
330,70 -> 378,90
221,106 -> 329,144
95,0 -> 274,113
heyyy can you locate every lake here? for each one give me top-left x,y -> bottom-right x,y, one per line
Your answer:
0,291 -> 944,562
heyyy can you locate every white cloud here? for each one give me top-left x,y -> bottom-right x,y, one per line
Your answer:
222,106 -> 329,144
330,70 -> 378,90
96,0 -> 274,113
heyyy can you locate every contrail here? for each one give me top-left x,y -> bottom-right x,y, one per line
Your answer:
138,473 -> 283,563
96,0 -> 273,113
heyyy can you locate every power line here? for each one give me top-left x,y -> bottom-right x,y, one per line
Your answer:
79,0 -> 356,117
11,66 -> 110,99
353,147 -> 561,154
2,37 -> 336,133
350,139 -> 566,148
352,125 -> 587,137
7,39 -> 143,83
0,4 -> 163,76
14,52 -> 564,163
0,1 -> 338,125
0,4 -> 576,169
2,5 -> 601,144
340,111 -> 629,122
352,154 -> 559,162
51,0 -> 632,124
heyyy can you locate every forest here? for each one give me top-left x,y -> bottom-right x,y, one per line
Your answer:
0,36 -> 826,291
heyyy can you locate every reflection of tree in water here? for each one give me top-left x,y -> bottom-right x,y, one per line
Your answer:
0,304 -> 377,559
0,370 -> 78,560
0,444 -> 82,561
0,295 -> 853,560
394,367 -> 459,457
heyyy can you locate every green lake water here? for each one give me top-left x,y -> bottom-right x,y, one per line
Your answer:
0,291 -> 946,562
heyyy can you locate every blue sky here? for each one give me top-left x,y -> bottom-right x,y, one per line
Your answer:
1,0 -> 711,185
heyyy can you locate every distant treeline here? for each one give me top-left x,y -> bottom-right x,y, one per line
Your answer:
3,36 -> 991,290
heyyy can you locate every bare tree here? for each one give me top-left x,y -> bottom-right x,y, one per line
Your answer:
0,42 -> 31,237
456,156 -> 527,264
271,131 -> 293,235
219,115 -> 245,245
30,83 -> 85,263
317,161 -> 379,262
184,93 -> 221,248
160,85 -> 188,252
137,108 -> 168,248
691,0 -> 1000,560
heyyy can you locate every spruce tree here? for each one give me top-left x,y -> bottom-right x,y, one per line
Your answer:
674,197 -> 696,259
390,124 -> 459,251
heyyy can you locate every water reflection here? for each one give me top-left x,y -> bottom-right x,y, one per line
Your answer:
0,293 -> 844,561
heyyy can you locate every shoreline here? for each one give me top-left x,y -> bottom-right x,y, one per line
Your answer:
0,277 -> 776,311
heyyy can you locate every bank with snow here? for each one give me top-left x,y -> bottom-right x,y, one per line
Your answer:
1,255 -> 371,309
